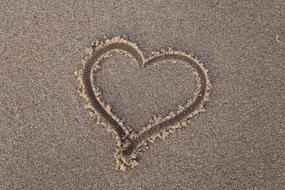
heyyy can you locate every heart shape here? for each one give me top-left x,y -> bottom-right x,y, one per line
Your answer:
75,37 -> 211,171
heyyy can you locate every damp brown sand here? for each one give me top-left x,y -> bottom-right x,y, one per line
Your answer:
1,1 -> 284,189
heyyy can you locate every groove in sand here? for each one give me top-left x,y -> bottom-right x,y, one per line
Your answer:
75,37 -> 212,171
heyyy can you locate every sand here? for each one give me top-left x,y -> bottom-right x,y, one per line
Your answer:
1,0 -> 284,189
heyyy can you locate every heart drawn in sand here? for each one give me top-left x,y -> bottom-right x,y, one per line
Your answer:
75,37 -> 211,171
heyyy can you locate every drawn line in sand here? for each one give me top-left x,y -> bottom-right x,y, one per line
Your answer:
75,37 -> 212,171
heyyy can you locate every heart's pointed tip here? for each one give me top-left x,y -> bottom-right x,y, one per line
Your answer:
115,150 -> 139,171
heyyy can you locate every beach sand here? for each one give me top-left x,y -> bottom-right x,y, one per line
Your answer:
1,0 -> 284,189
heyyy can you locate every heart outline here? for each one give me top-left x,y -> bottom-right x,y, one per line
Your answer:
75,37 -> 211,170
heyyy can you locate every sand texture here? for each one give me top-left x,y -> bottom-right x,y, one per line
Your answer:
1,0 -> 285,189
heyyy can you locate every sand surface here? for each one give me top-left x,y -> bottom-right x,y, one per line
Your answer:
1,0 -> 284,189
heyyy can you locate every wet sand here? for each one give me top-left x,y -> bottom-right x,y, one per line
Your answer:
1,0 -> 284,189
